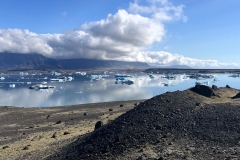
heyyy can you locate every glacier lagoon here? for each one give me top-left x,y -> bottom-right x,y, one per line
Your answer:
0,72 -> 239,107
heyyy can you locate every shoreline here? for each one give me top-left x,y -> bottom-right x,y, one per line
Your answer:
1,68 -> 240,74
0,99 -> 146,109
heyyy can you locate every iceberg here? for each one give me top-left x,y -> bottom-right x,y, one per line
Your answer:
76,72 -> 87,76
195,81 -> 210,85
9,84 -> 15,88
115,78 -> 134,85
0,77 -> 5,80
90,75 -> 102,80
67,76 -> 74,81
29,84 -> 55,90
149,74 -> 155,79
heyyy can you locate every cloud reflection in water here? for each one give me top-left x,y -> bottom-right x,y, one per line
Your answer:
0,74 -> 192,107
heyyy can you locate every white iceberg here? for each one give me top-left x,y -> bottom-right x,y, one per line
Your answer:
9,84 -> 15,88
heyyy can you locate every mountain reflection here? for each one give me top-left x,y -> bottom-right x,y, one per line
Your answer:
0,73 -> 234,107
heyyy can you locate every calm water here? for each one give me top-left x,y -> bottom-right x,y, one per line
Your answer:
0,72 -> 239,107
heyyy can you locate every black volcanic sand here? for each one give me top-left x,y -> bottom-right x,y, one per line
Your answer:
46,87 -> 240,160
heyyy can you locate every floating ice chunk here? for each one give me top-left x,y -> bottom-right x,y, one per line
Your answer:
0,77 -> 5,80
115,79 -> 134,85
75,91 -> 83,93
42,81 -> 47,84
9,84 -> 15,88
29,84 -> 55,90
149,74 -> 155,79
76,72 -> 86,76
195,81 -> 210,85
51,71 -> 61,76
90,75 -> 102,80
67,76 -> 74,81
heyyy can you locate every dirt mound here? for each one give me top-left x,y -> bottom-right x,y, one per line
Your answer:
46,90 -> 240,160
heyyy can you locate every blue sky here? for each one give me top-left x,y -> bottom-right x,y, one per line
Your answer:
0,0 -> 240,68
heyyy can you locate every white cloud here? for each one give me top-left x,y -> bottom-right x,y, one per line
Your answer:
139,51 -> 239,69
0,0 -> 238,68
0,29 -> 53,55
128,0 -> 187,22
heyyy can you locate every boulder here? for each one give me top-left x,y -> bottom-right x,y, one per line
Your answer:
94,121 -> 103,130
56,121 -> 61,124
226,85 -> 231,88
212,85 -> 218,90
63,131 -> 70,135
232,92 -> 240,99
191,84 -> 215,98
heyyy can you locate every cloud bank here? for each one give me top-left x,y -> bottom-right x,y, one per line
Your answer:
0,0 -> 238,68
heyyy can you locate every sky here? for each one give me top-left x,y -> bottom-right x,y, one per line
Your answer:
0,0 -> 240,68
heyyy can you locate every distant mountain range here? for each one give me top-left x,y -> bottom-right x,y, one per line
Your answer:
0,53 -> 149,70
149,64 -> 192,69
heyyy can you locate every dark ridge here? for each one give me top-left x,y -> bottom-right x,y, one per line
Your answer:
46,89 -> 240,159
58,59 -> 149,70
0,53 -> 61,70
149,64 -> 192,69
0,53 -> 149,70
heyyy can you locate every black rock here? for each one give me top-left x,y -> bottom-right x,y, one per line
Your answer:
232,92 -> 240,99
29,124 -> 36,128
47,115 -> 51,119
2,146 -> 9,149
196,102 -> 201,106
191,84 -> 215,97
212,85 -> 218,90
226,85 -> 231,88
56,121 -> 61,124
120,104 -> 123,107
52,132 -> 57,138
63,131 -> 70,135
23,146 -> 29,150
94,121 -> 103,130
109,108 -> 113,111
84,112 -> 88,116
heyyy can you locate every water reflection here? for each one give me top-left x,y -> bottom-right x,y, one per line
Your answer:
0,73 -> 239,107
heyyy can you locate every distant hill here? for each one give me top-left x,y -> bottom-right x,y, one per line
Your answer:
149,64 -> 192,69
0,53 -> 60,70
168,65 -> 192,69
0,53 -> 149,70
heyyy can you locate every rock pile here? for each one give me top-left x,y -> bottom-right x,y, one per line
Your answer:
190,84 -> 216,97
47,88 -> 240,160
